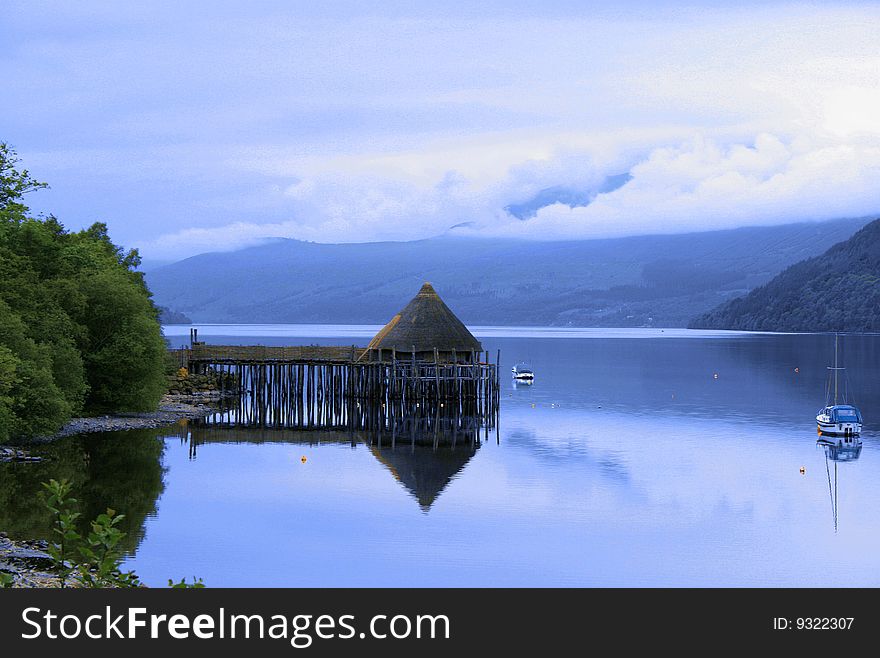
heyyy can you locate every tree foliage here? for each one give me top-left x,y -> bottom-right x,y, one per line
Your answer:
691,218 -> 880,332
0,142 -> 167,439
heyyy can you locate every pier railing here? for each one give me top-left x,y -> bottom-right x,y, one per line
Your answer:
187,344 -> 364,363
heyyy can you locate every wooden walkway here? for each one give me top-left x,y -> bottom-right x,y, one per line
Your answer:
179,344 -> 362,364
168,342 -> 501,423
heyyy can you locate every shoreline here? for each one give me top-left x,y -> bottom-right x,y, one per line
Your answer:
0,533 -> 61,588
3,393 -> 223,447
1,394 -> 226,587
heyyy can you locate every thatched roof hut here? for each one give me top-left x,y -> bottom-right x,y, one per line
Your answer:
367,282 -> 482,361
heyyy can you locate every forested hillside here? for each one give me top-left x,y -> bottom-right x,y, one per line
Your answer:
146,218 -> 867,326
691,219 -> 880,332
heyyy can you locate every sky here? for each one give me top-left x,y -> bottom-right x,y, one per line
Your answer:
2,1 -> 880,262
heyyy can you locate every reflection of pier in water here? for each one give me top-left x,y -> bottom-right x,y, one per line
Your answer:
199,394 -> 497,443
161,410 -> 488,511
818,436 -> 862,533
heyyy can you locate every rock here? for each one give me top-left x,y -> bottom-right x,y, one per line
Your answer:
2,547 -> 54,569
0,447 -> 42,463
20,393 -> 226,443
0,537 -> 55,571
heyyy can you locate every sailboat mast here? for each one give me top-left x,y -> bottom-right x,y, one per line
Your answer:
834,333 -> 839,405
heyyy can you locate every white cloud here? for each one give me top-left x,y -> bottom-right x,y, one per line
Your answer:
140,127 -> 880,259
5,2 -> 880,258
500,133 -> 880,240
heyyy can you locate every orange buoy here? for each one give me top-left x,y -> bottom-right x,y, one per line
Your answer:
301,456 -> 307,464
799,466 -> 805,475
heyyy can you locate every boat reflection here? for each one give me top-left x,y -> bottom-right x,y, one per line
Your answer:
818,436 -> 862,462
818,436 -> 862,533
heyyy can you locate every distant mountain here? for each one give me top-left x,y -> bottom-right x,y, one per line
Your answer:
690,219 -> 880,332
157,306 -> 192,324
144,218 -> 869,327
504,173 -> 632,219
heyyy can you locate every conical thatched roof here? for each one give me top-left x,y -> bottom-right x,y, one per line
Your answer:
368,282 -> 482,354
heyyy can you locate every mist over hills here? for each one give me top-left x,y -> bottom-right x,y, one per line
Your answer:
691,218 -> 880,332
146,218 -> 868,327
504,173 -> 633,220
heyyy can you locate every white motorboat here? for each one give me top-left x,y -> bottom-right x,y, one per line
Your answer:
512,363 -> 534,380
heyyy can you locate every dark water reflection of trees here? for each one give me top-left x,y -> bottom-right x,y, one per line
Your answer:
0,429 -> 166,555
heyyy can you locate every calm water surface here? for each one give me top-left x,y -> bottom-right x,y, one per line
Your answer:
3,327 -> 879,587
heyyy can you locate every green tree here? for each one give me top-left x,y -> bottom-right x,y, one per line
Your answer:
0,300 -> 70,438
0,345 -> 18,440
0,142 -> 168,438
76,268 -> 167,412
0,142 -> 47,221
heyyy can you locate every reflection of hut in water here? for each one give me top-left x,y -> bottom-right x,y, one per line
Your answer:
159,421 -> 479,512
365,407 -> 483,511
366,282 -> 482,363
369,444 -> 477,512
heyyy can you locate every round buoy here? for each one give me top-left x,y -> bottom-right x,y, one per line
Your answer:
531,403 -> 535,408
794,367 -> 799,373
799,466 -> 805,475
301,456 -> 307,464
713,373 -> 719,379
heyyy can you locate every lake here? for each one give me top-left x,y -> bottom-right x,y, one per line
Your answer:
3,326 -> 879,587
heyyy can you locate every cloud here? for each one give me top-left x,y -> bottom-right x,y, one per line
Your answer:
500,133 -> 880,239
5,2 -> 880,259
139,127 -> 880,258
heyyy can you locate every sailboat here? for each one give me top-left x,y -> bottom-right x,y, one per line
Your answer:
816,334 -> 863,437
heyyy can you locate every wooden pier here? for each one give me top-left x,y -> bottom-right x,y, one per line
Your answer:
168,282 -> 501,434
169,342 -> 500,430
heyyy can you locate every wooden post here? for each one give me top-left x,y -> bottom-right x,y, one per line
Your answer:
496,348 -> 501,412
433,347 -> 440,401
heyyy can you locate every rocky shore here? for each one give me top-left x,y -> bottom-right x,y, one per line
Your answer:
5,393 -> 224,446
1,394 -> 224,586
0,446 -> 43,463
0,533 -> 63,588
